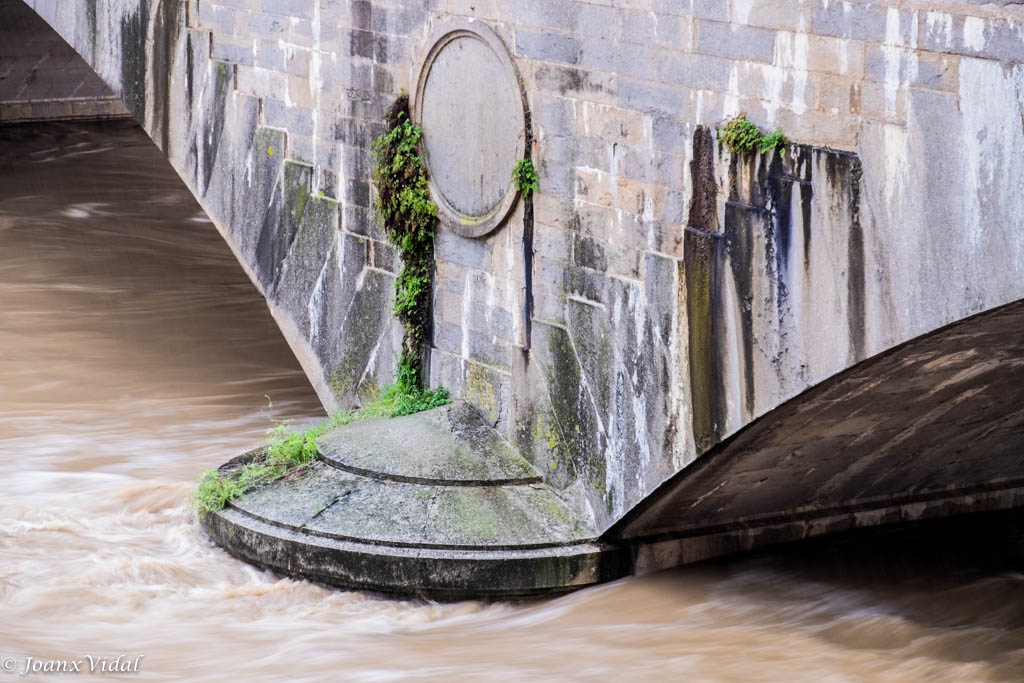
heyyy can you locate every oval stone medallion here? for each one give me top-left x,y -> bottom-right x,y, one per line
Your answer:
415,20 -> 525,237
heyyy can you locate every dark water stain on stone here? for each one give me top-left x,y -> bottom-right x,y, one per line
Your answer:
151,0 -> 183,153
86,0 -> 98,61
800,182 -> 813,270
767,153 -> 793,277
200,61 -> 233,196
685,227 -> 725,453
685,127 -> 726,453
846,158 -> 867,363
724,197 -> 760,418
119,3 -> 148,120
687,127 -> 719,234
185,31 -> 194,110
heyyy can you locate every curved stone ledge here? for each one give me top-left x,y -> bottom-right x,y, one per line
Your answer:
202,403 -> 626,598
203,506 -> 626,600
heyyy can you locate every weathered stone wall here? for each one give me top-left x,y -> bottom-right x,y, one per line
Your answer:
19,0 -> 1024,530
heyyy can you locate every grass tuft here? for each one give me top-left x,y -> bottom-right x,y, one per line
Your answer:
193,384 -> 449,517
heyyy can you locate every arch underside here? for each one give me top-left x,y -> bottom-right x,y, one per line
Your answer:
0,0 -> 128,122
609,298 -> 1024,573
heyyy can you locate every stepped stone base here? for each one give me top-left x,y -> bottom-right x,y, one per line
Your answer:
202,402 -> 627,599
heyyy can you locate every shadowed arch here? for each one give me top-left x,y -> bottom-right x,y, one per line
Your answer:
608,298 -> 1024,573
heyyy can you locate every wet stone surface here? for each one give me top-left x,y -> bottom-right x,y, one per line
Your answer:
231,462 -> 595,550
317,401 -> 541,485
212,402 -> 613,596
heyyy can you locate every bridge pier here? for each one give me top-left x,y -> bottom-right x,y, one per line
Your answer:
9,0 -> 1024,595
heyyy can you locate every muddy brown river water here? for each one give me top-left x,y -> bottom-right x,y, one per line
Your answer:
0,120 -> 1022,681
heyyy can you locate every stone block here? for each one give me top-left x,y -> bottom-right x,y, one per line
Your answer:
448,0 -> 499,20
435,230 -> 493,272
818,74 -> 860,116
618,10 -> 683,47
244,10 -> 289,39
533,93 -> 576,137
373,34 -> 409,64
515,29 -> 580,64
503,0 -> 577,32
654,0 -> 727,22
572,232 -> 608,271
743,2 -> 813,31
776,108 -> 860,150
318,0 -> 348,24
618,77 -> 686,115
348,29 -> 375,59
533,194 -> 575,230
260,0 -> 313,21
370,6 -> 428,35
211,38 -> 254,66
534,222 -> 572,264
206,0 -> 250,9
575,3 -> 617,38
322,61 -> 373,92
579,38 -> 656,81
537,255 -> 568,291
236,66 -> 286,100
857,80 -> 908,123
281,47 -> 311,77
433,321 -> 464,355
532,281 -> 567,324
574,168 -> 647,215
286,73 -> 316,108
467,329 -> 513,371
197,2 -> 237,35
576,102 -> 648,147
286,105 -> 314,137
255,40 -> 285,70
812,2 -> 889,42
533,64 -> 618,102
865,45 -> 958,92
658,51 -> 732,92
696,21 -> 776,64
914,51 -> 959,92
918,13 -> 1024,63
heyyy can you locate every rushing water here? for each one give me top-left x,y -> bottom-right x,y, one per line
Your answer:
1,120 -> 1022,682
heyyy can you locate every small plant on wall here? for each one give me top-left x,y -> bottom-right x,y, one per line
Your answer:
718,113 -> 787,157
371,92 -> 449,408
511,158 -> 539,195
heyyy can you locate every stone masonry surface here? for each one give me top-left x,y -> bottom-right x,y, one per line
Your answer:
15,0 -> 1024,533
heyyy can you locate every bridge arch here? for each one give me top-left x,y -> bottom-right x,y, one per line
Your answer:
609,297 -> 1024,573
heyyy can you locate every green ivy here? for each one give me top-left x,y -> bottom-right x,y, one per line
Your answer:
759,127 -> 787,155
371,93 -> 439,392
511,158 -> 539,195
718,113 -> 787,157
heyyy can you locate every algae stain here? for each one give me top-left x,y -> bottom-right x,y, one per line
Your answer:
465,363 -> 498,422
448,492 -> 499,542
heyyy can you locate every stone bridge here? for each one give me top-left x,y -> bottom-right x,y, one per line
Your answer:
6,0 -> 1024,595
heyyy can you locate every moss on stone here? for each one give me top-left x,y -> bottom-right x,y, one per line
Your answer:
446,492 -> 499,542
